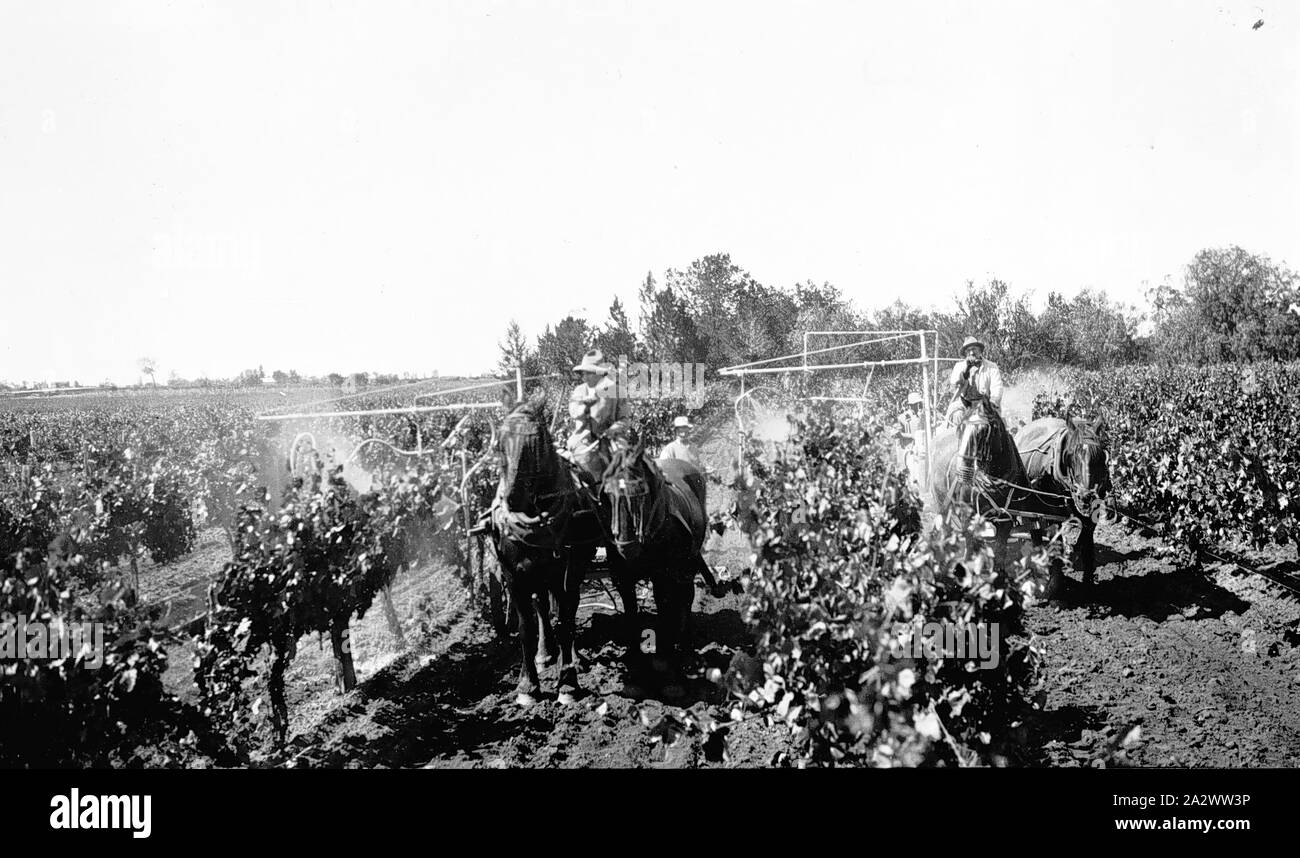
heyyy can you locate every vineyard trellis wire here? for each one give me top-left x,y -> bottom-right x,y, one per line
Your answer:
719,329 -> 961,491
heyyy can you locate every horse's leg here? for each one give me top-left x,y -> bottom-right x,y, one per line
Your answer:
1075,519 -> 1097,586
613,561 -> 644,667
676,569 -> 697,668
535,587 -> 557,669
509,569 -> 541,705
653,556 -> 696,676
554,550 -> 586,704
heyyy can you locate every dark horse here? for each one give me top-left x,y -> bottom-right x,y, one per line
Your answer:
493,396 -> 599,706
929,395 -> 1028,569
1016,416 -> 1110,584
600,425 -> 710,673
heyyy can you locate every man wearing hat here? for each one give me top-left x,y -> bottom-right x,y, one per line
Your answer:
567,348 -> 630,477
657,415 -> 709,536
945,335 -> 1004,426
659,415 -> 701,468
896,392 -> 925,474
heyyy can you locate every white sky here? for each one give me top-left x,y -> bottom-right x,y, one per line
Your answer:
1,0 -> 1296,385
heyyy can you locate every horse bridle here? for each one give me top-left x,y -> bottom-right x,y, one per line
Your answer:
606,472 -> 649,546
956,409 -> 994,485
603,452 -> 671,550
1020,430 -> 1107,518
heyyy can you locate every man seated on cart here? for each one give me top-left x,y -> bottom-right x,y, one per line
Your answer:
565,347 -> 631,484
944,335 -> 1004,428
473,347 -> 630,537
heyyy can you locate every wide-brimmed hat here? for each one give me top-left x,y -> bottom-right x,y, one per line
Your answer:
959,336 -> 986,352
573,349 -> 610,374
906,392 -> 923,406
672,415 -> 692,429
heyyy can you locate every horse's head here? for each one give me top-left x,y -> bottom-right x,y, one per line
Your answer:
956,398 -> 1009,485
497,393 -> 555,513
600,426 -> 658,560
1062,417 -> 1110,517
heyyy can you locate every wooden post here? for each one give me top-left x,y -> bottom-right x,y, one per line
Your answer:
919,333 -> 934,491
933,347 -> 940,419
515,364 -> 524,403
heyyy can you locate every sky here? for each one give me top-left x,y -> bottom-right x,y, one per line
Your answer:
1,0 -> 1296,385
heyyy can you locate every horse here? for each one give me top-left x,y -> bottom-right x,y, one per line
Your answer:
600,424 -> 710,674
929,394 -> 1028,570
1016,416 -> 1111,584
493,395 -> 598,706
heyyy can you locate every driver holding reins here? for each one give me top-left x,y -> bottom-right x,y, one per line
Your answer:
566,348 -> 631,479
945,335 -> 1004,427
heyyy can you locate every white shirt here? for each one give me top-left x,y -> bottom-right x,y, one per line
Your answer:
948,358 -> 1004,408
658,438 -> 701,467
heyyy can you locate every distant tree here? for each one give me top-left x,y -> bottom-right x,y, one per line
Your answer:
793,281 -> 860,341
941,279 -> 1044,370
497,319 -> 542,380
664,253 -> 780,364
137,357 -> 158,387
327,373 -> 345,387
1148,246 -> 1300,364
638,272 -> 702,360
1061,289 -> 1140,368
536,316 -> 594,377
234,368 -> 263,387
593,297 -> 639,364
272,370 -> 289,385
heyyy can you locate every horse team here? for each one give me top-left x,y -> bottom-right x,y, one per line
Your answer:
929,399 -> 1111,586
487,391 -> 1111,706
490,396 -> 710,705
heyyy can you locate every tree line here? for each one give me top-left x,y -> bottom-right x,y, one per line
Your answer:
499,246 -> 1300,378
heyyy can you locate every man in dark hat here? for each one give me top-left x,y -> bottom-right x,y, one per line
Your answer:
945,335 -> 1003,426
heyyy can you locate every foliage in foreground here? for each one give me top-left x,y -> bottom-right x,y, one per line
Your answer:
0,499 -> 207,767
194,464 -> 463,747
733,406 -> 1052,766
1033,362 -> 1297,554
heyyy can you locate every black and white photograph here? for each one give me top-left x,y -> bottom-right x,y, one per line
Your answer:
2,0 -> 1297,840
